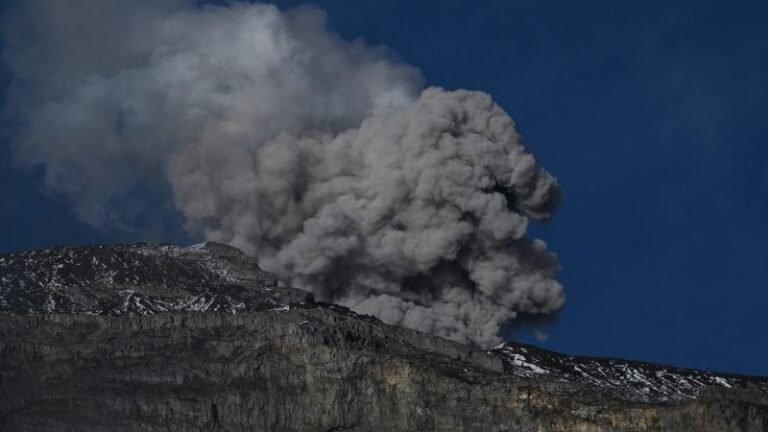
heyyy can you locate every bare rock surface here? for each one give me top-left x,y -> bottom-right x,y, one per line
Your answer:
1,243 -> 767,431
0,242 -> 310,315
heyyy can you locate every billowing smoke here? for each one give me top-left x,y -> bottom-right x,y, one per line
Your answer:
3,0 -> 563,347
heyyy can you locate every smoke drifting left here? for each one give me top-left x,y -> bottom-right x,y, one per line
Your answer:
3,0 -> 563,347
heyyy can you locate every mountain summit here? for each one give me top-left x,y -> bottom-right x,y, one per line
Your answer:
1,243 -> 767,431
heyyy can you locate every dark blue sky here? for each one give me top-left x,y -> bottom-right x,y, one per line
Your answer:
2,0 -> 768,375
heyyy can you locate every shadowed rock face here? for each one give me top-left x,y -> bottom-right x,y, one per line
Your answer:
1,243 -> 768,431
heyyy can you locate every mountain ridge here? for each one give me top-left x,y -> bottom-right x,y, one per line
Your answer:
2,242 -> 767,431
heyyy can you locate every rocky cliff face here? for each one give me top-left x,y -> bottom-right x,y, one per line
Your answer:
2,243 -> 768,431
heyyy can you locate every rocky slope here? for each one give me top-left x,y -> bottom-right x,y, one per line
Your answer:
1,243 -> 768,431
0,242 -> 309,315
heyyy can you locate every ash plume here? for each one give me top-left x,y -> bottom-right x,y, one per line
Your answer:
2,0 -> 563,347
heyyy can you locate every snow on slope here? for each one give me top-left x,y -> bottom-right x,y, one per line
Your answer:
492,342 -> 768,402
0,242 -> 308,315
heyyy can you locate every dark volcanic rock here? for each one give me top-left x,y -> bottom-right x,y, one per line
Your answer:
1,243 -> 768,431
0,242 -> 311,315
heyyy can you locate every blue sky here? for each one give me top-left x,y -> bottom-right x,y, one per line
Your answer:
2,0 -> 768,375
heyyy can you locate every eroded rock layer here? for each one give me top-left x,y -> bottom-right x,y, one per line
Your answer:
1,243 -> 767,431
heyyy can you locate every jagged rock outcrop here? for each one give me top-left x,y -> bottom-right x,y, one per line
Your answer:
1,243 -> 767,431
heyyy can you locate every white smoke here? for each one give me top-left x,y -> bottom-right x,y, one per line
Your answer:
3,0 -> 563,347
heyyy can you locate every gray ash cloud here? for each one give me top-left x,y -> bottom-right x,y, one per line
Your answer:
3,0 -> 563,347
